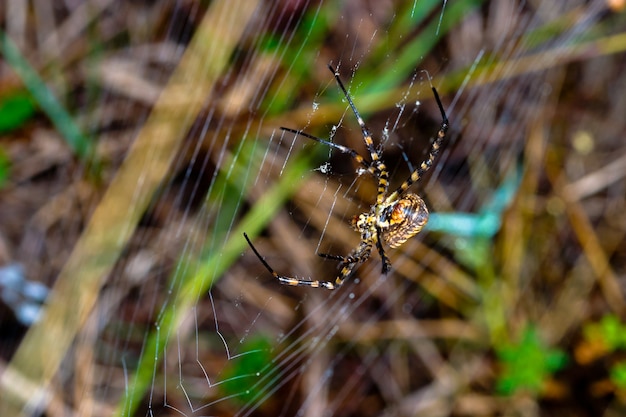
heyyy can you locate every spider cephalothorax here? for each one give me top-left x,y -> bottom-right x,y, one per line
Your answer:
244,64 -> 448,290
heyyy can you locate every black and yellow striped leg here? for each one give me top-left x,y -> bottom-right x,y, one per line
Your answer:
384,86 -> 449,204
244,233 -> 345,290
318,234 -> 388,276
374,227 -> 391,274
327,65 -> 379,164
279,127 -> 375,174
327,64 -> 391,205
317,239 -> 373,284
280,126 -> 389,206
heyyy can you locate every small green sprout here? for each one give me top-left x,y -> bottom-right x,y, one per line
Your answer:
583,314 -> 626,352
496,326 -> 568,395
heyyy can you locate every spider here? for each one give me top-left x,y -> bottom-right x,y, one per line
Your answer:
244,64 -> 448,290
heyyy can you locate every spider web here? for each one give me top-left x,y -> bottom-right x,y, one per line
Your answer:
1,1 -> 624,417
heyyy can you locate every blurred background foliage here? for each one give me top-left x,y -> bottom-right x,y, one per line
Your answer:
1,0 -> 626,416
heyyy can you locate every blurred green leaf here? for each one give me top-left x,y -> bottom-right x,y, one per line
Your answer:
583,314 -> 626,352
610,361 -> 626,390
0,92 -> 36,133
1,30 -> 95,161
0,148 -> 10,188
220,336 -> 275,405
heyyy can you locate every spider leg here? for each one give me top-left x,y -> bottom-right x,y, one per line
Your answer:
280,127 -> 375,174
374,226 -> 392,274
244,233 -> 340,290
317,253 -> 346,261
328,64 -> 391,205
317,252 -> 361,264
316,240 -> 374,286
320,232 -> 390,274
327,65 -> 381,165
384,86 -> 449,204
